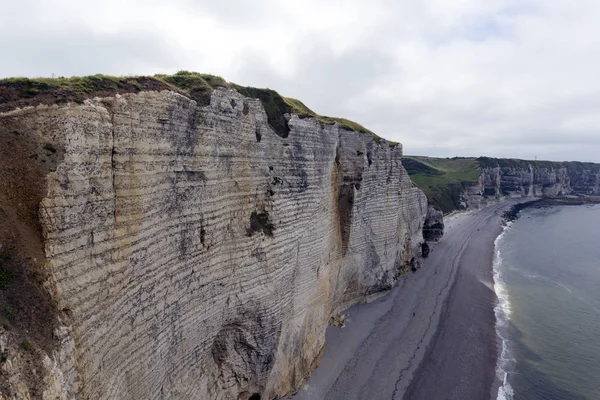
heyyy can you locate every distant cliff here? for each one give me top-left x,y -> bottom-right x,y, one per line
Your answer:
406,156 -> 600,213
0,73 -> 428,400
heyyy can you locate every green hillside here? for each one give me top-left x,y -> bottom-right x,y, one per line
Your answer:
403,156 -> 480,213
405,156 -> 600,213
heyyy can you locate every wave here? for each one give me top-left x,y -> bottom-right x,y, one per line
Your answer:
493,223 -> 515,400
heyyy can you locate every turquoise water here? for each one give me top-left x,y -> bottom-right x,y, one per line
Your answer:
494,204 -> 600,400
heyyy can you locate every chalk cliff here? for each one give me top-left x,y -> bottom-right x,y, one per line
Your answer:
404,156 -> 600,213
0,83 -> 428,399
463,157 -> 600,209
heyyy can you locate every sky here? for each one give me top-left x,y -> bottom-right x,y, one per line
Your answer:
2,0 -> 600,162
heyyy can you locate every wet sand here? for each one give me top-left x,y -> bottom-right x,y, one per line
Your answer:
290,200 -> 521,400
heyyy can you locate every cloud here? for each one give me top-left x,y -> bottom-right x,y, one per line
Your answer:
0,29 -> 188,77
2,0 -> 600,162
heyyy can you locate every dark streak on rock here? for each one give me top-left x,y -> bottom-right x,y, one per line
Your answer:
255,128 -> 262,143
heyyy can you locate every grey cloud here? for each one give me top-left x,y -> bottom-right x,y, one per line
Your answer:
2,0 -> 600,163
179,0 -> 282,26
0,28 -> 188,78
231,39 -> 395,118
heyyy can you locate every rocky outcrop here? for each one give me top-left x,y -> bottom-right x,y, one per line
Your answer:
462,158 -> 600,209
422,206 -> 444,242
404,156 -> 600,215
0,87 -> 427,399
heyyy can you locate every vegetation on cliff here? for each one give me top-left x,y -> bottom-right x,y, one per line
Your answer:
403,156 -> 480,213
406,156 -> 600,213
477,156 -> 565,170
0,71 -> 390,143
478,156 -> 600,173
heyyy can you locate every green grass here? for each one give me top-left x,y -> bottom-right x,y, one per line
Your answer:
477,157 -> 600,173
405,155 -> 600,213
281,97 -> 376,135
152,71 -> 376,138
282,97 -> 314,116
231,85 -> 376,138
1,71 -> 387,143
1,74 -> 138,96
477,156 -> 565,170
404,156 -> 481,213
232,85 -> 296,137
408,156 -> 480,175
154,70 -> 229,106
404,156 -> 480,187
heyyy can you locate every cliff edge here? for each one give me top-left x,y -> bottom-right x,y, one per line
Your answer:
406,156 -> 600,213
0,73 -> 428,399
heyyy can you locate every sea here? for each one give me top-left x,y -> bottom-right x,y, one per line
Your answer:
494,204 -> 600,400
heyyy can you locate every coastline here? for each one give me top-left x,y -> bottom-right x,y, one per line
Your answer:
405,200 -> 519,400
490,199 -> 600,400
492,222 -> 514,400
291,200 -> 523,400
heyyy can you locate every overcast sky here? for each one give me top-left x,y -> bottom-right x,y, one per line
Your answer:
2,0 -> 600,162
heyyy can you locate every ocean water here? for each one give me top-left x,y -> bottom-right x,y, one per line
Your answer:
494,204 -> 600,400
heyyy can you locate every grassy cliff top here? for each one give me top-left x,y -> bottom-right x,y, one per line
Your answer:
405,155 -> 600,212
0,71 -> 391,143
477,156 -> 600,171
403,156 -> 481,212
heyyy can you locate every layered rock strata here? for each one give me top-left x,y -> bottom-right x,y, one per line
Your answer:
462,160 -> 600,209
0,88 -> 427,399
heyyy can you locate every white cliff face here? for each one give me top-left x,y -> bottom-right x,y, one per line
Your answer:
1,88 -> 427,399
462,163 -> 600,209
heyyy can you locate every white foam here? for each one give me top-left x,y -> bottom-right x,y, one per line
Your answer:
493,224 -> 515,400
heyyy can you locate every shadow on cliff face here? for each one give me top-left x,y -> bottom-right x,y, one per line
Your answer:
333,145 -> 364,256
421,242 -> 430,258
237,392 -> 261,400
247,211 -> 274,237
289,141 -> 309,193
422,206 -> 444,242
336,184 -> 354,255
161,100 -> 200,156
0,115 -> 62,397
210,310 -> 281,397
232,85 -> 291,138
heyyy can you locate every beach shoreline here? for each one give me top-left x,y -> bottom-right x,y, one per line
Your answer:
492,223 -> 513,400
404,201 -> 514,400
290,199 -> 524,400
